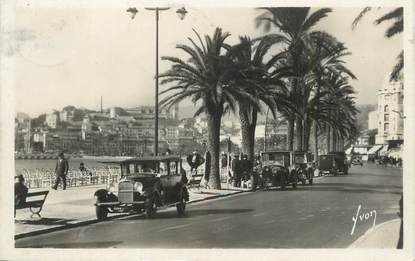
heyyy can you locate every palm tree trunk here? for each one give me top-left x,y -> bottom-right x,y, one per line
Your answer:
326,124 -> 331,154
331,129 -> 337,152
313,122 -> 319,164
206,112 -> 222,189
287,117 -> 295,151
295,116 -> 303,151
304,117 -> 311,151
240,106 -> 257,162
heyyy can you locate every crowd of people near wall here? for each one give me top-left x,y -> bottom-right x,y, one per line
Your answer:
369,155 -> 403,167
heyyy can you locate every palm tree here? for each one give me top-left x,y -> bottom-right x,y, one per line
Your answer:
227,36 -> 291,161
317,74 -> 358,153
305,32 -> 356,157
255,7 -> 333,151
352,7 -> 403,81
159,28 -> 255,189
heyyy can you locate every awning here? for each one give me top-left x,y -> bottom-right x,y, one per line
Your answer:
367,145 -> 383,155
379,145 -> 389,156
345,147 -> 353,154
387,147 -> 402,158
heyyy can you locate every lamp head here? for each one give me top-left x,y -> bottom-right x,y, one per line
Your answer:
176,7 -> 187,20
127,7 -> 138,19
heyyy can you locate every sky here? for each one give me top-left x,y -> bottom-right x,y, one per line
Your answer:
12,7 -> 403,117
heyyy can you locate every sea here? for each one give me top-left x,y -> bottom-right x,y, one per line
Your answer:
15,158 -> 113,173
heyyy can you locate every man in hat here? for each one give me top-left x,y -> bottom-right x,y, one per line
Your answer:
15,174 -> 28,209
52,152 -> 69,190
231,154 -> 242,187
186,151 -> 205,174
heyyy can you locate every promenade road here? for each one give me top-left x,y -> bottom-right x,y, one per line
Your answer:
16,163 -> 402,248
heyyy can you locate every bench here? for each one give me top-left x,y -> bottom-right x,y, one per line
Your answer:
187,171 -> 206,190
15,190 -> 49,218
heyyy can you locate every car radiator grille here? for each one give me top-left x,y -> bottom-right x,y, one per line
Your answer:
118,181 -> 134,203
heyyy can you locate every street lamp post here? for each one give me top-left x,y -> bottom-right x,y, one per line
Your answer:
127,6 -> 187,156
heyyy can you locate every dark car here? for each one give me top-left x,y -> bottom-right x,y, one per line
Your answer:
293,151 -> 315,185
94,156 -> 189,220
259,151 -> 298,190
351,157 -> 364,166
318,153 -> 349,176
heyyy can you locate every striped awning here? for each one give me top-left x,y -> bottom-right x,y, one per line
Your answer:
387,147 -> 403,158
367,145 -> 383,155
379,145 -> 389,155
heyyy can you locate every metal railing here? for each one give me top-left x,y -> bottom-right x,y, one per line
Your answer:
16,167 -> 121,189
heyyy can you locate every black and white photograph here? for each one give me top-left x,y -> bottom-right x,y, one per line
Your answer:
0,0 -> 414,260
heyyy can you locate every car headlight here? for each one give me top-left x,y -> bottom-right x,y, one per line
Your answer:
133,182 -> 144,193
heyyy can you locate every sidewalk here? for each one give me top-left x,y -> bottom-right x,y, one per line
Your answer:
15,183 -> 249,239
349,219 -> 401,248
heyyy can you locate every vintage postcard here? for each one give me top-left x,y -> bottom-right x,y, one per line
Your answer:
0,0 -> 413,260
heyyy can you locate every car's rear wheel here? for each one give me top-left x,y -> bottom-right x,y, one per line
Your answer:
145,196 -> 157,218
96,205 -> 108,221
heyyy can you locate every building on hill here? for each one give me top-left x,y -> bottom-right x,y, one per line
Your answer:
125,104 -> 179,120
45,111 -> 59,129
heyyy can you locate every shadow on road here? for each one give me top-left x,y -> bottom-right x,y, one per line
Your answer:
122,208 -> 253,221
296,183 -> 402,195
15,217 -> 76,226
16,240 -> 123,248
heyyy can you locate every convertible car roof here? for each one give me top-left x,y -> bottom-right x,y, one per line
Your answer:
98,155 -> 181,164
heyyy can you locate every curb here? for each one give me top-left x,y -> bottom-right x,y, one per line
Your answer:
15,189 -> 248,240
348,218 -> 401,248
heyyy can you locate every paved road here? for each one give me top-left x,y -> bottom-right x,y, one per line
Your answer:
15,163 -> 402,248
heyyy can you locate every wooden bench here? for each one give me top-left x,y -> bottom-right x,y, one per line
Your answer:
188,172 -> 204,189
15,190 -> 49,218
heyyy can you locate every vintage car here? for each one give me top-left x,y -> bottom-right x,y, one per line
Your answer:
93,156 -> 189,221
351,156 -> 364,166
318,152 -> 349,176
293,151 -> 314,185
259,151 -> 298,189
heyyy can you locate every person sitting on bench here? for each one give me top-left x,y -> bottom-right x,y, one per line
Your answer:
15,175 -> 28,216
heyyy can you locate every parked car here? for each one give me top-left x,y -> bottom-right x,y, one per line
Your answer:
258,151 -> 298,190
93,156 -> 189,221
351,157 -> 364,166
293,151 -> 315,185
318,152 -> 349,176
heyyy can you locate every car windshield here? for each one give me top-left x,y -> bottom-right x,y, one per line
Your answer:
294,155 -> 305,163
263,153 -> 287,165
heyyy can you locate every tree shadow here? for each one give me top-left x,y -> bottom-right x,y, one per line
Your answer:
296,183 -> 402,195
15,217 -> 76,226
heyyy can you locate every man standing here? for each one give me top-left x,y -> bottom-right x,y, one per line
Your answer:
53,152 -> 69,190
231,154 -> 241,187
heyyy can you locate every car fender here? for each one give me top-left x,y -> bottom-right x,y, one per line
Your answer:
94,189 -> 109,202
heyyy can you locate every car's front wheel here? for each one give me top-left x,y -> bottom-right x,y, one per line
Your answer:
96,205 -> 108,221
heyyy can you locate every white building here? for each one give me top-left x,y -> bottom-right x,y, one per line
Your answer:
45,112 -> 59,129
368,110 -> 378,130
375,76 -> 404,145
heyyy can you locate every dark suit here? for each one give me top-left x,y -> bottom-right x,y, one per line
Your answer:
15,182 -> 28,208
53,158 -> 69,190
